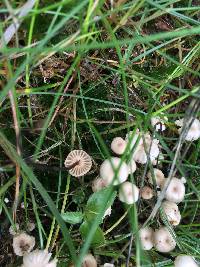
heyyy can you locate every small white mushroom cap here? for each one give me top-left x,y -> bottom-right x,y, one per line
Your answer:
9,223 -> 19,235
147,168 -> 165,187
154,227 -> 176,253
13,232 -> 35,256
103,264 -> 115,267
174,255 -> 198,267
162,177 -> 185,203
64,150 -> 92,177
100,157 -> 129,185
175,118 -> 200,141
119,182 -> 139,204
133,134 -> 160,164
127,158 -> 137,174
111,137 -> 127,155
125,129 -> 142,150
140,186 -> 154,200
82,254 -> 97,267
103,206 -> 112,219
161,201 -> 181,226
139,227 -> 154,250
92,177 -> 108,192
151,115 -> 168,131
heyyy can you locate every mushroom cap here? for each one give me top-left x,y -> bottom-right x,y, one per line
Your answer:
119,182 -> 139,204
111,137 -> 127,155
103,264 -> 115,267
100,157 -> 129,185
154,227 -> 176,253
162,177 -> 185,203
147,168 -> 165,187
141,186 -> 154,200
92,177 -> 108,192
139,227 -> 154,250
131,133 -> 160,164
82,254 -> 97,267
174,255 -> 198,267
64,150 -> 92,177
13,232 -> 35,256
161,201 -> 181,226
151,116 -> 167,131
22,249 -> 57,267
125,129 -> 142,150
175,118 -> 200,141
127,158 -> 137,174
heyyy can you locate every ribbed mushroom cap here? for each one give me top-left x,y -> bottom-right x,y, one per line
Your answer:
13,232 -> 35,256
154,227 -> 176,253
64,150 -> 92,177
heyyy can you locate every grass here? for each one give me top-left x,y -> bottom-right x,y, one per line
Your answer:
0,0 -> 200,266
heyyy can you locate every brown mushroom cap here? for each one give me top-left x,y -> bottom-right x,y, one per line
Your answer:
64,150 -> 92,177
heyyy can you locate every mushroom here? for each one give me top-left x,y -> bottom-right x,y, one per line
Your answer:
133,133 -> 159,164
175,118 -> 200,141
140,186 -> 154,200
139,227 -> 154,250
147,168 -> 165,188
64,150 -> 92,177
119,182 -> 139,204
103,264 -> 115,267
125,128 -> 143,150
13,232 -> 35,256
127,158 -> 137,174
162,177 -> 185,203
161,201 -> 181,226
92,177 -> 108,192
153,227 -> 176,253
111,137 -> 127,155
82,254 -> 97,267
174,255 -> 198,267
22,249 -> 57,267
151,115 -> 168,131
100,157 -> 129,185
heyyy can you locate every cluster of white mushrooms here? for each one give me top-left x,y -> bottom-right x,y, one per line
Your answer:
90,116 -> 200,267
10,117 -> 200,266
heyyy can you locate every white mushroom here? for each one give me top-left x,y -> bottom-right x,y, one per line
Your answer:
119,182 -> 139,204
174,255 -> 198,267
151,115 -> 168,131
82,254 -> 97,267
125,128 -> 143,150
100,157 -> 129,185
103,264 -> 115,267
13,232 -> 35,256
162,177 -> 185,203
139,227 -> 154,250
127,158 -> 137,174
154,227 -> 176,253
161,201 -> 181,226
140,186 -> 154,200
64,150 -> 92,177
133,134 -> 159,164
111,137 -> 127,155
92,177 -> 108,192
175,118 -> 200,141
9,223 -> 19,235
103,206 -> 112,219
147,168 -> 165,188
22,249 -> 57,267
